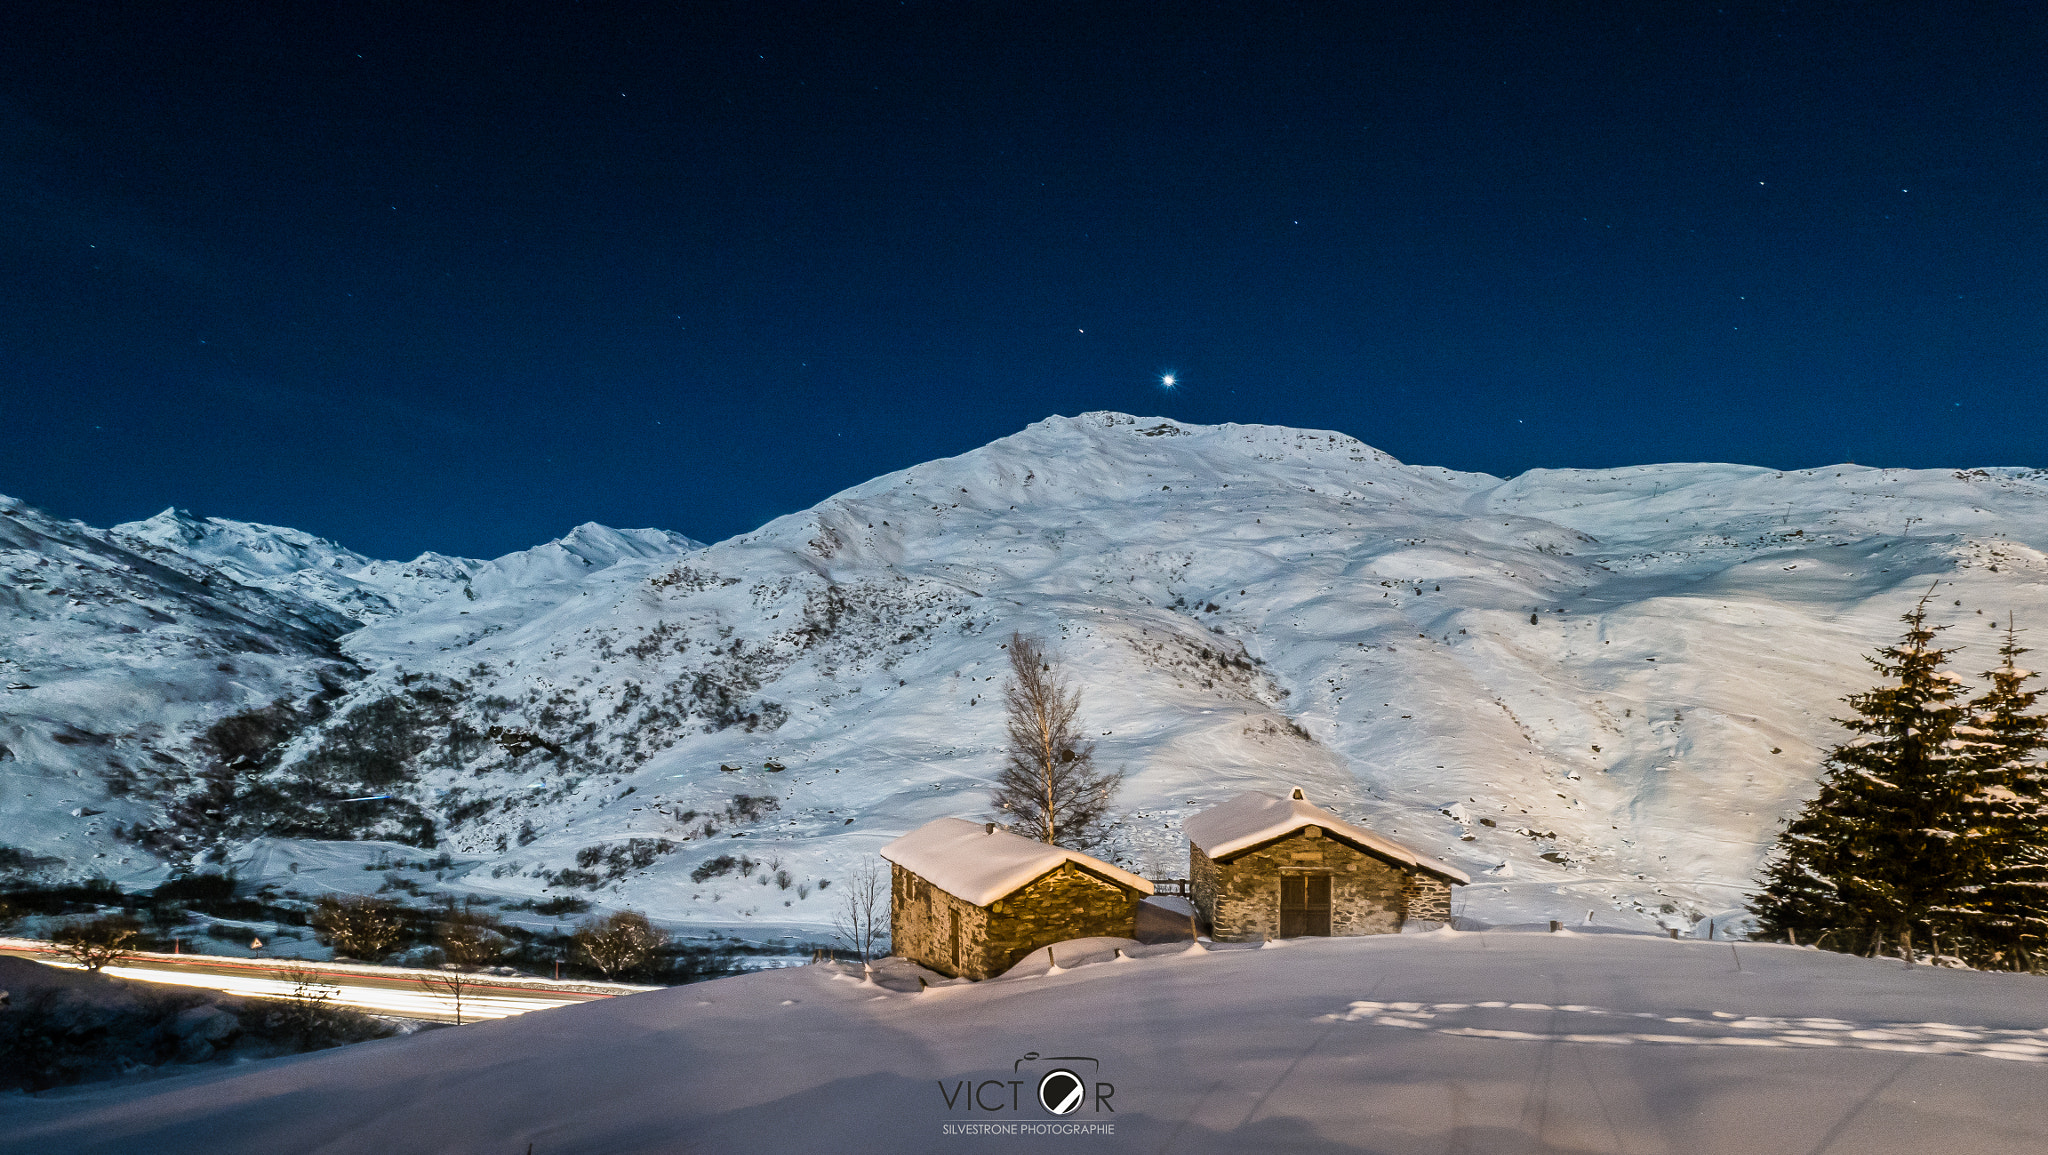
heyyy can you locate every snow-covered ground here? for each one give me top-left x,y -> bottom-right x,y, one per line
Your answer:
4,929 -> 2043,1153
6,412 -> 2048,942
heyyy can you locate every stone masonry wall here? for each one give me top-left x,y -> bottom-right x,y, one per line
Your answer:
1190,843 -> 1222,935
892,861 -> 1143,980
890,862 -> 990,979
1196,828 -> 1410,942
1402,872 -> 1454,923
981,863 -> 1140,977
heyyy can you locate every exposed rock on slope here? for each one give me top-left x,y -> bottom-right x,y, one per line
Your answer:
6,413 -> 2047,942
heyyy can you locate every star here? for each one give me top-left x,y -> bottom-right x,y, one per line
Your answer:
1161,374 -> 1176,388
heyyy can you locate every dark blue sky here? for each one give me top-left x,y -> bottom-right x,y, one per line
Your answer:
4,3 -> 2045,560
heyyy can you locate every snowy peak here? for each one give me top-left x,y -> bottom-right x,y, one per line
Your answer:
110,509 -> 475,625
113,508 -> 372,579
105,510 -> 701,627
466,523 -> 703,598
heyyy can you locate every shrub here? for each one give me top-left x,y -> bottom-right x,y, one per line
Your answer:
573,910 -> 669,979
52,914 -> 142,971
434,901 -> 510,969
310,896 -> 407,961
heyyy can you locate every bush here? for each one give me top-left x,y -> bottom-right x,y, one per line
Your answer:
573,911 -> 667,979
200,703 -> 301,769
52,914 -> 142,971
261,963 -> 384,1050
153,872 -> 238,904
434,901 -> 510,969
0,964 -> 396,1092
690,854 -> 742,883
310,895 -> 408,961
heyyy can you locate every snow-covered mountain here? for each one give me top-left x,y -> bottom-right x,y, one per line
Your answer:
110,507 -> 480,624
0,502 -> 700,879
6,412 -> 2047,941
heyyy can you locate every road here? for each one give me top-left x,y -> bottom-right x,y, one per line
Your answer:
0,936 -> 656,1023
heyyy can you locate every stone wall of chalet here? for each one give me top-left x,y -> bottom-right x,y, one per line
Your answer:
981,863 -> 1139,977
890,862 -> 990,979
1190,843 -> 1222,935
1192,828 -> 1417,942
891,861 -> 1142,980
1402,872 -> 1454,923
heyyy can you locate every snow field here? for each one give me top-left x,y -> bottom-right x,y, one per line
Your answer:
5,929 -> 2044,1154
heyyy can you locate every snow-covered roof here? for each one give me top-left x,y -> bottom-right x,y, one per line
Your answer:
879,818 -> 1155,907
1184,789 -> 1471,884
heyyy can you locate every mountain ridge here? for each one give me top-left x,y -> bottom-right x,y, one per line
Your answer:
5,412 -> 2046,946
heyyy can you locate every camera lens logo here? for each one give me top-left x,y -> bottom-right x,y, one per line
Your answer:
1038,1069 -> 1086,1115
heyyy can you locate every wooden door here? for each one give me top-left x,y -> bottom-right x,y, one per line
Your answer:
1280,874 -> 1332,937
949,909 -> 962,971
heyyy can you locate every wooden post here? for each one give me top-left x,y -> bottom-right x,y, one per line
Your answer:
1548,920 -> 1562,933
1668,928 -> 1679,939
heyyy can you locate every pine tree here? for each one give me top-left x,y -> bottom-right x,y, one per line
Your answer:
1752,593 -> 1974,958
1947,619 -> 2048,969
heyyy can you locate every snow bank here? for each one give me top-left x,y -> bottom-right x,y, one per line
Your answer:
5,931 -> 2044,1153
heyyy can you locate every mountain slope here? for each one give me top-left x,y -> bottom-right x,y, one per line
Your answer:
7,413 -> 2047,942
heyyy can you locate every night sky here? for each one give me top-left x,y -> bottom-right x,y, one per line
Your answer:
5,3 -> 2045,560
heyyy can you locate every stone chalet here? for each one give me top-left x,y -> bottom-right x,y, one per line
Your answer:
1186,788 -> 1469,942
880,818 -> 1155,980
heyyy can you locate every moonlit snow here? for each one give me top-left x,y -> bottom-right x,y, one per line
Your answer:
4,930 -> 2043,1153
5,412 -> 2048,943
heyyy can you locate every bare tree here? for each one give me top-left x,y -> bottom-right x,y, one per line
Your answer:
268,963 -> 345,1047
991,632 -> 1121,848
573,910 -> 667,979
832,861 -> 890,962
419,967 -> 478,1025
310,895 -> 407,961
52,914 -> 141,972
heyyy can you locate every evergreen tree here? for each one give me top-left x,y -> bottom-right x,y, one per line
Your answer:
1753,593 -> 1974,958
1947,620 -> 2048,969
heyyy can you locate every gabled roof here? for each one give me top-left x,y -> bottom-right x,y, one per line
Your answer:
880,818 -> 1155,908
1184,788 -> 1471,884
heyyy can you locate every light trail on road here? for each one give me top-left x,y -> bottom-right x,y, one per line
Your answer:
79,961 -> 590,1021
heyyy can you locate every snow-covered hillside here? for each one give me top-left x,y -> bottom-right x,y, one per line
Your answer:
6,413 -> 2048,943
5,931 -> 2044,1153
